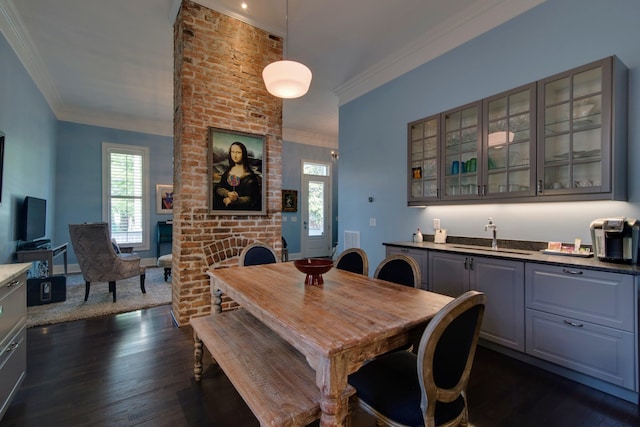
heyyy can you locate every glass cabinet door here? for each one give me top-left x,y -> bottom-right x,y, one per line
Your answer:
443,102 -> 481,199
539,60 -> 607,195
483,84 -> 536,198
408,115 -> 439,204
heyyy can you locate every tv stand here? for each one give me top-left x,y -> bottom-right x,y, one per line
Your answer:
16,242 -> 68,276
19,239 -> 51,250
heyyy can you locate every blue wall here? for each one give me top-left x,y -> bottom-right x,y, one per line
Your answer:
339,0 -> 640,271
281,140 -> 339,255
0,33 -> 57,265
55,121 -> 173,264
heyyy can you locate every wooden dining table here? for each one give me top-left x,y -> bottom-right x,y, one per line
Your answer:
207,262 -> 453,427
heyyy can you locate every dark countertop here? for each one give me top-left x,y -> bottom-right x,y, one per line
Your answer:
384,240 -> 640,276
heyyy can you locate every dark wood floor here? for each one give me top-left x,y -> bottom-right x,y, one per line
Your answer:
2,305 -> 639,427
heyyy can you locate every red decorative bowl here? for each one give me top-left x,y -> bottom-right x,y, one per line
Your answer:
294,258 -> 334,285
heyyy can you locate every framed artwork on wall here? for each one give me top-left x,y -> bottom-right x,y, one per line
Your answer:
208,127 -> 266,215
156,184 -> 174,214
282,190 -> 297,212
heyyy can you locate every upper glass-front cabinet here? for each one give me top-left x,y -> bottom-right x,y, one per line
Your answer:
442,102 -> 481,199
407,56 -> 627,206
408,115 -> 440,202
537,56 -> 627,200
483,84 -> 536,198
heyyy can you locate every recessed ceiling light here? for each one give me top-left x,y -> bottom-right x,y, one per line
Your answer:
241,2 -> 247,9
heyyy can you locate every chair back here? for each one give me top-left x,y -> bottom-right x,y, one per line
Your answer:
417,290 -> 486,426
69,222 -> 121,282
335,248 -> 369,276
239,242 -> 278,266
374,254 -> 421,287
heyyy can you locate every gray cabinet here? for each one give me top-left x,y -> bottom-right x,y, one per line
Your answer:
525,263 -> 636,390
407,56 -> 627,205
385,246 -> 428,290
537,56 -> 628,201
428,252 -> 525,351
0,264 -> 30,420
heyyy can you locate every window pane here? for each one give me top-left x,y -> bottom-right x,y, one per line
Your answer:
104,144 -> 147,247
303,162 -> 329,176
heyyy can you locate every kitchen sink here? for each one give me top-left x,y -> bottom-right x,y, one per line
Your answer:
450,245 -> 532,256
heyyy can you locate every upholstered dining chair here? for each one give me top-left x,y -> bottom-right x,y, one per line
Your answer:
69,223 -> 146,302
335,248 -> 369,276
348,290 -> 486,427
238,242 -> 278,266
374,254 -> 421,288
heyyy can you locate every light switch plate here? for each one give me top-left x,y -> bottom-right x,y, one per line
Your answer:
433,218 -> 441,230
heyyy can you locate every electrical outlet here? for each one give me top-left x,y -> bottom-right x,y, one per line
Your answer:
369,218 -> 377,227
433,218 -> 441,230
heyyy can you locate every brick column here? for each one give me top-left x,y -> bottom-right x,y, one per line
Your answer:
172,0 -> 283,326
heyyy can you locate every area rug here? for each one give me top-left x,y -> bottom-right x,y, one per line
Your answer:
26,267 -> 171,328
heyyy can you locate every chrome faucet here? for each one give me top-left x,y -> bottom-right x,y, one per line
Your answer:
485,217 -> 498,250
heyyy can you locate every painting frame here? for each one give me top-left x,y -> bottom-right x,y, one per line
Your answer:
282,190 -> 297,212
208,127 -> 266,215
156,184 -> 174,214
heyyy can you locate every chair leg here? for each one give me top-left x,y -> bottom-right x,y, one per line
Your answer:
84,281 -> 91,301
164,267 -> 171,281
109,281 -> 116,302
140,273 -> 146,294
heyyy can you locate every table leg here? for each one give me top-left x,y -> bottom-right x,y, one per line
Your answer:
63,249 -> 68,275
193,331 -> 203,381
213,288 -> 223,314
316,357 -> 350,427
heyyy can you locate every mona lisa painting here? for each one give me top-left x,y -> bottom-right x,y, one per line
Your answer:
208,127 -> 266,215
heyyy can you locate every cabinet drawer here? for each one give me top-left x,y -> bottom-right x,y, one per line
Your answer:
0,274 -> 26,342
526,309 -> 635,390
525,264 -> 634,331
0,327 -> 26,419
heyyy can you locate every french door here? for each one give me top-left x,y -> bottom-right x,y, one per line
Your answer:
301,161 -> 332,258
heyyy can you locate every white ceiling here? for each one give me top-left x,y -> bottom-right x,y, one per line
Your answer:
0,0 -> 544,147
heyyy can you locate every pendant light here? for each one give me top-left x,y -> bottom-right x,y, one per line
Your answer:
262,0 -> 312,99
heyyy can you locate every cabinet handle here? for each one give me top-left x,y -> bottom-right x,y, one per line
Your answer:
464,257 -> 468,269
401,249 -> 409,253
537,180 -> 543,193
562,268 -> 583,275
563,320 -> 584,328
482,185 -> 486,196
469,258 -> 474,270
4,341 -> 19,353
7,280 -> 21,288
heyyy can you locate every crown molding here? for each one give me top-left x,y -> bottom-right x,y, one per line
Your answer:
334,0 -> 546,106
57,106 -> 173,137
0,0 -> 63,112
283,128 -> 338,149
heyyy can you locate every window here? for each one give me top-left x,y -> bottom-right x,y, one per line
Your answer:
102,143 -> 150,249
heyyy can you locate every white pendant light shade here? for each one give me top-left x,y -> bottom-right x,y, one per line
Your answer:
262,60 -> 312,99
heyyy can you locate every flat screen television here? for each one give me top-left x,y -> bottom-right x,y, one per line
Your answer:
20,196 -> 46,242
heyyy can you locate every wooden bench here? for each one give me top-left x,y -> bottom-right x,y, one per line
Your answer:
191,309 -> 353,426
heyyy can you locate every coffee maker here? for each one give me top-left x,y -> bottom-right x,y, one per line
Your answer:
590,217 -> 640,263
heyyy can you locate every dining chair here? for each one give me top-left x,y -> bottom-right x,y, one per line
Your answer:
335,248 -> 369,276
374,254 -> 421,288
238,242 -> 278,266
348,290 -> 486,427
68,222 -> 146,302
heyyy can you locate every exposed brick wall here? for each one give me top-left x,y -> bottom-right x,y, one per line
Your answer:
172,0 -> 283,326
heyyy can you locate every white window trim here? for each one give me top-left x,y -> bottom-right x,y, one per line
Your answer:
101,142 -> 150,251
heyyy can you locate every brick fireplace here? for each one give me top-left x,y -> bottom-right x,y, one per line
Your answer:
172,0 -> 283,326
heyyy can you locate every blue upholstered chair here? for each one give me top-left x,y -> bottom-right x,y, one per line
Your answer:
238,242 -> 278,266
374,254 -> 421,288
348,290 -> 486,427
335,248 -> 369,276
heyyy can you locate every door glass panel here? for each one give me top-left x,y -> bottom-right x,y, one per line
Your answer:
307,180 -> 325,237
545,77 -> 570,104
574,67 -> 601,97
545,103 -> 570,135
411,122 -> 424,141
488,98 -> 507,121
509,90 -> 530,115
